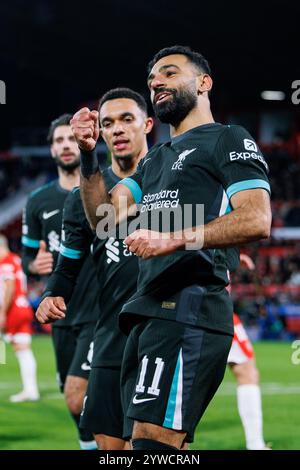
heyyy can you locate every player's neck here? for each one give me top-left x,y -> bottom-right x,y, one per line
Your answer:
170,106 -> 214,138
57,167 -> 80,191
111,144 -> 148,179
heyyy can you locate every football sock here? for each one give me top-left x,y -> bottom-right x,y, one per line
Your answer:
15,349 -> 39,396
132,438 -> 178,451
237,384 -> 266,450
71,413 -> 97,450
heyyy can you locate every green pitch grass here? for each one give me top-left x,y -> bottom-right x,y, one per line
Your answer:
0,336 -> 299,450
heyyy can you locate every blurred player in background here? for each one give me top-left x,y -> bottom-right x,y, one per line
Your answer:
21,115 -> 98,450
0,234 -> 39,402
36,88 -> 153,450
228,253 -> 270,450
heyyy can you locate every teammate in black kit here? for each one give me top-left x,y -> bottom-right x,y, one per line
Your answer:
36,89 -> 153,450
73,46 -> 272,451
22,114 -> 98,450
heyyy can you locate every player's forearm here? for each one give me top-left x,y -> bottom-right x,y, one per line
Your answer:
204,205 -> 270,247
178,205 -> 271,250
42,255 -> 85,303
42,272 -> 75,304
22,248 -> 37,276
80,171 -> 110,230
80,148 -> 110,230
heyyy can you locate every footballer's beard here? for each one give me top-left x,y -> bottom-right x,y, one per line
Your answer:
153,84 -> 198,127
53,155 -> 80,172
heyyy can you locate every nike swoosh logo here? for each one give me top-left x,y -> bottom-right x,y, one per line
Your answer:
132,394 -> 157,405
42,210 -> 60,220
81,362 -> 91,371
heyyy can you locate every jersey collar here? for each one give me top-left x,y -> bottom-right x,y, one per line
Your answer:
171,122 -> 222,145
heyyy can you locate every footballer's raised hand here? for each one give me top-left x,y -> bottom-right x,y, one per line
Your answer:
70,107 -> 99,151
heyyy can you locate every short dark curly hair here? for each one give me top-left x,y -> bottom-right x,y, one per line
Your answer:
147,45 -> 211,77
98,87 -> 148,115
47,113 -> 73,143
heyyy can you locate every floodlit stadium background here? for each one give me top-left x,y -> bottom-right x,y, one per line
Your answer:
0,0 -> 300,450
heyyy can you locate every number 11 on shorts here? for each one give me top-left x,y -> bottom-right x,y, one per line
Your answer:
136,356 -> 165,397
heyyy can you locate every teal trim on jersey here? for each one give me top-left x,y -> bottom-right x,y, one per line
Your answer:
163,350 -> 181,428
226,179 -> 270,200
30,181 -> 55,198
225,203 -> 232,214
22,236 -> 40,249
60,244 -> 83,259
72,187 -> 80,194
118,178 -> 142,204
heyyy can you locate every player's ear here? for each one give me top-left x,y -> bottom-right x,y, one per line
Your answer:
197,74 -> 213,95
50,145 -> 55,158
144,117 -> 154,135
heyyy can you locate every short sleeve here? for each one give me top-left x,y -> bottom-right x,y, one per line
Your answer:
214,125 -> 271,201
59,188 -> 93,260
116,158 -> 144,204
